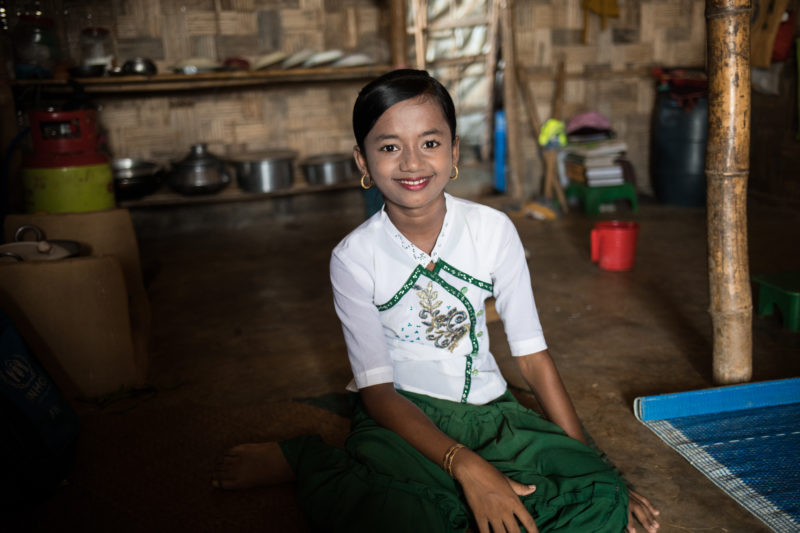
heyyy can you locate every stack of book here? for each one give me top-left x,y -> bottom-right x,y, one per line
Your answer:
563,139 -> 628,187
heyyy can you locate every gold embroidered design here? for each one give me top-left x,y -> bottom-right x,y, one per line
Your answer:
415,281 -> 470,352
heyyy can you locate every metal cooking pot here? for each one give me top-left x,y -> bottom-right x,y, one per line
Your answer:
111,158 -> 164,200
231,150 -> 297,193
122,57 -> 157,76
168,143 -> 231,195
0,225 -> 82,262
300,153 -> 357,186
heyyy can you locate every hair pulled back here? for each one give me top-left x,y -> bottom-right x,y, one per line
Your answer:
352,69 -> 456,152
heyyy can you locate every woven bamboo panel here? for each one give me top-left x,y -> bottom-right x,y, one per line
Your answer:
252,0 -> 302,8
551,1 -> 582,28
503,0 -> 707,196
116,9 -> 161,39
218,11 -> 259,34
186,12 -> 219,35
616,43 -> 653,67
354,4 -> 380,31
301,0 -> 325,9
223,0 -> 257,10
161,12 -> 192,61
165,0 -> 216,11
281,8 -> 322,31
323,11 -> 358,49
7,0 -> 709,199
233,122 -> 272,143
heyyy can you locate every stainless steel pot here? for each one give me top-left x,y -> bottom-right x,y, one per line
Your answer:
122,57 -> 157,76
232,150 -> 297,193
111,158 -> 164,200
0,224 -> 82,262
168,143 -> 231,195
300,153 -> 357,186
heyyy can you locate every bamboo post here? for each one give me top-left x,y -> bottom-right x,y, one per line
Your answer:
552,60 -> 566,120
705,0 -> 753,384
213,0 -> 223,62
500,0 -> 523,201
516,68 -> 542,137
481,0 -> 501,162
390,0 -> 409,67
411,0 -> 428,69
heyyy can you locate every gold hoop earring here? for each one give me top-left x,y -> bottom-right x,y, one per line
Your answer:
360,172 -> 374,190
450,165 -> 459,181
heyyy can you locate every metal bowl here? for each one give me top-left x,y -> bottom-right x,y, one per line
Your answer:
68,64 -> 106,78
111,158 -> 163,200
112,158 -> 161,180
122,57 -> 157,76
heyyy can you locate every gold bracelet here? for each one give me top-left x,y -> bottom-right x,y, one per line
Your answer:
442,443 -> 466,477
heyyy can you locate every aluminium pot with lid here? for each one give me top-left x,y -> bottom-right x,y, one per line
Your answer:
231,150 -> 297,193
300,153 -> 357,186
0,224 -> 82,262
168,143 -> 231,195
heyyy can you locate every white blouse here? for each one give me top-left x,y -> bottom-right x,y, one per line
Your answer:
330,193 -> 547,405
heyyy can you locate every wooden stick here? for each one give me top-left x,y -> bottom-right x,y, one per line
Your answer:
552,59 -> 565,120
213,0 -> 223,62
705,0 -> 752,384
411,0 -> 428,69
516,67 -> 542,137
519,61 -> 567,213
500,0 -> 523,201
481,0 -> 501,162
390,0 -> 409,67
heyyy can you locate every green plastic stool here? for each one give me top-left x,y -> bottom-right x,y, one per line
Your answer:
752,272 -> 800,332
565,182 -> 638,216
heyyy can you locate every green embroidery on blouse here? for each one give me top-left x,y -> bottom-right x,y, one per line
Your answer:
375,261 -> 491,403
461,354 -> 473,403
437,260 -> 493,292
376,265 -> 425,311
420,269 -> 480,403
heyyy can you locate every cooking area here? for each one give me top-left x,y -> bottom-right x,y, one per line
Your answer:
1,1 -> 799,532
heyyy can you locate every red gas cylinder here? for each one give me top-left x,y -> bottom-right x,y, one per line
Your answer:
23,109 -> 114,213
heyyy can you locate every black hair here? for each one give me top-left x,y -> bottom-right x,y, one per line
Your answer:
352,69 -> 457,152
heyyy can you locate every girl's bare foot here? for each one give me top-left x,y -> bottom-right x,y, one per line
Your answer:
212,442 -> 295,490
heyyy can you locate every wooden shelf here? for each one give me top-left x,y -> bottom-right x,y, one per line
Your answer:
12,65 -> 392,94
13,67 -> 380,209
119,178 -> 361,208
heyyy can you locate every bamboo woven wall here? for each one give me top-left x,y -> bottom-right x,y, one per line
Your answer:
510,0 -> 707,196
99,85 -> 361,166
7,0 -> 387,168
6,0 -> 707,195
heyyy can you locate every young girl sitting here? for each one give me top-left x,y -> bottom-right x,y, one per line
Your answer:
214,69 -> 660,533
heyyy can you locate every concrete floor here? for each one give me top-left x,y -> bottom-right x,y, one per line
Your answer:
16,177 -> 800,532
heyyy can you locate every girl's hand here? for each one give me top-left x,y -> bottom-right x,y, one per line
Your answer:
452,449 -> 539,533
627,489 -> 660,532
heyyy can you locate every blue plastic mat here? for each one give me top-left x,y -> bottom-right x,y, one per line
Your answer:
634,378 -> 800,532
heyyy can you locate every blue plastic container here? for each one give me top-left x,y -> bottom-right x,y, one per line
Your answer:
651,91 -> 708,207
494,110 -> 507,193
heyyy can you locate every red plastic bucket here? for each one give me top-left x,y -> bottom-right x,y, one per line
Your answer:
591,221 -> 640,271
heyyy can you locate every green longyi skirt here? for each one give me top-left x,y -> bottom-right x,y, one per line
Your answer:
280,389 -> 628,533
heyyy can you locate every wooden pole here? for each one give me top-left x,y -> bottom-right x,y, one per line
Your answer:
551,59 -> 565,122
500,0 -> 523,201
705,0 -> 753,384
481,0 -> 501,162
390,0 -> 409,67
411,0 -> 428,69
